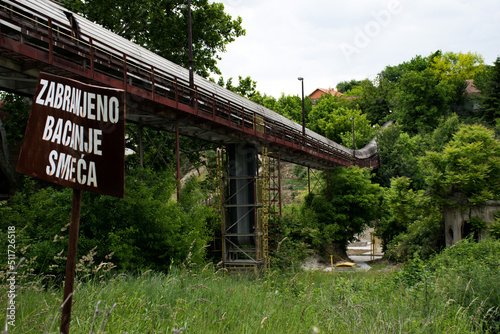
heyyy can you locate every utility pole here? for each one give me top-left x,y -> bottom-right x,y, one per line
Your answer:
187,0 -> 194,90
298,77 -> 305,135
350,117 -> 355,162
178,0 -> 195,203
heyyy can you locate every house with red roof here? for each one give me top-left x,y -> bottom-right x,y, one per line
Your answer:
464,79 -> 481,112
465,79 -> 480,96
308,88 -> 343,105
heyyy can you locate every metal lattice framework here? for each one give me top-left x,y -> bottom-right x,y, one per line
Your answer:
261,148 -> 282,270
209,147 -> 283,272
220,162 -> 263,271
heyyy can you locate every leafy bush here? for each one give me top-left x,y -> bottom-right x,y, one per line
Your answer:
393,252 -> 434,289
0,169 -> 213,275
0,180 -> 73,276
377,176 -> 445,262
270,214 -> 313,270
384,213 -> 444,262
489,211 -> 500,239
429,238 -> 500,331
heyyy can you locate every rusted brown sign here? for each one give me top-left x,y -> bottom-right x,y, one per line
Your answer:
16,72 -> 126,198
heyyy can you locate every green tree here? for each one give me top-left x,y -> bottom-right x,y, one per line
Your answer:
61,0 -> 245,77
336,79 -> 364,93
376,177 -> 423,250
374,114 -> 462,189
477,56 -> 500,127
429,51 -> 485,83
429,51 -> 485,115
0,93 -> 31,192
380,186 -> 443,262
421,124 -> 500,208
307,94 -> 375,148
390,68 -> 451,134
373,124 -> 426,189
217,76 -> 258,99
302,167 -> 382,257
427,113 -> 462,152
385,51 -> 485,133
352,79 -> 391,125
380,54 -> 430,84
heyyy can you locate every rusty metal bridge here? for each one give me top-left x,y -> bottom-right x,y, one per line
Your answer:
0,0 -> 379,270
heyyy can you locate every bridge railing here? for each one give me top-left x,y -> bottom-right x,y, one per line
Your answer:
0,0 -> 379,169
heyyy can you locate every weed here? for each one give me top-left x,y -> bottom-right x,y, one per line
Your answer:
3,239 -> 499,333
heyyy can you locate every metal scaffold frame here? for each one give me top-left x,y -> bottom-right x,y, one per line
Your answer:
208,147 -> 283,272
219,147 -> 262,272
308,168 -> 329,198
206,148 -> 225,257
261,148 -> 282,270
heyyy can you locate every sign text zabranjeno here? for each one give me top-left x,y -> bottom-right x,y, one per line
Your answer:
17,72 -> 126,198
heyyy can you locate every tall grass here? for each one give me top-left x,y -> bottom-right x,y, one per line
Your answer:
1,264 -> 491,333
2,238 -> 499,333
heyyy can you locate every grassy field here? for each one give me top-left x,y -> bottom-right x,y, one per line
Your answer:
2,256 -> 496,333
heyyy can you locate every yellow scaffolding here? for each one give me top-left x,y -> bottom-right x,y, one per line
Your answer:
261,148 -> 282,270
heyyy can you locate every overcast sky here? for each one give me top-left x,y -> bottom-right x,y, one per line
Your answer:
214,0 -> 500,98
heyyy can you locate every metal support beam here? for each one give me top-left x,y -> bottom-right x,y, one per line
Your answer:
278,155 -> 282,217
187,0 -> 194,90
138,125 -> 144,168
308,167 -> 311,194
176,123 -> 181,202
326,169 -> 330,202
261,149 -> 282,269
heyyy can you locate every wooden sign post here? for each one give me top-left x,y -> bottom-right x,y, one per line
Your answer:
16,72 -> 125,333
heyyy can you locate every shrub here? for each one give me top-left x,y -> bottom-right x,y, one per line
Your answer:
393,252 -> 429,288
489,211 -> 500,239
0,169 -> 213,275
429,238 -> 500,331
384,198 -> 444,262
270,214 -> 313,271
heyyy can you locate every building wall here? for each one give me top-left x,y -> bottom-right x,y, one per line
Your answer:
444,201 -> 500,247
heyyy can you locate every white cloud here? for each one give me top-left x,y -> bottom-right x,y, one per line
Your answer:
214,0 -> 500,97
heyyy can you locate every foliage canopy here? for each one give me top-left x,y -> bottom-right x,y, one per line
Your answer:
61,0 -> 245,77
421,124 -> 500,208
